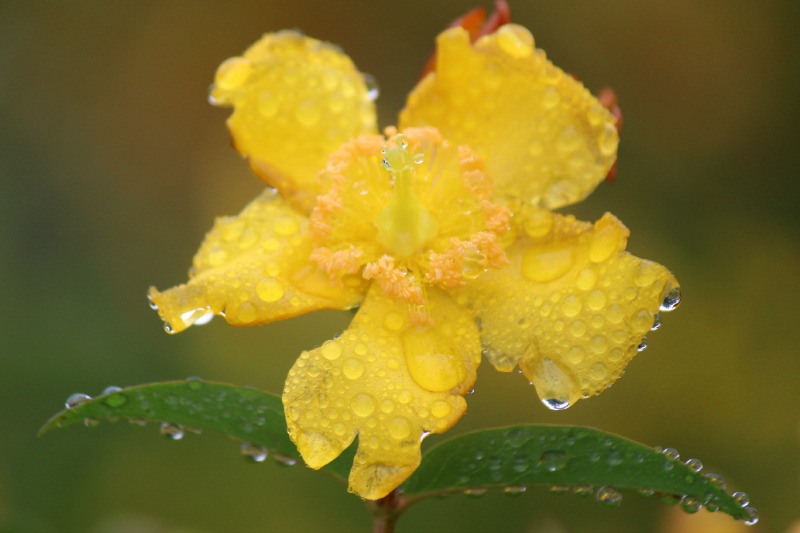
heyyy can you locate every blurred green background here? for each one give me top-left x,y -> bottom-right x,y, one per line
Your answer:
2,1 -> 798,531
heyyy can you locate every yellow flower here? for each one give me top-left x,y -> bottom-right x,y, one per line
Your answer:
149,23 -> 679,500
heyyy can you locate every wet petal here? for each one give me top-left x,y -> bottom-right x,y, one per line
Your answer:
463,210 -> 678,408
149,189 -> 365,333
282,284 -> 480,499
400,25 -> 618,210
211,31 -> 378,212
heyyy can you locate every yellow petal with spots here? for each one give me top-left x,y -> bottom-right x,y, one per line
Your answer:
211,31 -> 378,213
463,210 -> 679,409
399,25 -> 618,211
282,284 -> 480,500
148,189 -> 366,334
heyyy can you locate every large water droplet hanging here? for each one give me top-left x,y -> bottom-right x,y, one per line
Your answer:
660,287 -> 681,312
743,505 -> 759,526
680,495 -> 702,514
684,458 -> 703,472
65,393 -> 92,409
732,491 -> 749,507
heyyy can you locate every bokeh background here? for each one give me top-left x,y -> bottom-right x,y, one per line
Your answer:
2,1 -> 798,532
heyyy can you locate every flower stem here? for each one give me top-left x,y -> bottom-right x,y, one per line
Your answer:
368,490 -> 408,533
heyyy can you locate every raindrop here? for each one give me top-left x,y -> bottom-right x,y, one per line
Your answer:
186,376 -> 204,390
503,485 -> 527,497
159,422 -> 184,440
65,393 -> 92,409
743,505 -> 759,526
704,495 -> 720,512
703,472 -> 727,490
662,447 -> 680,461
147,294 -> 158,310
413,153 -> 425,165
660,287 -> 681,312
548,485 -> 570,495
104,393 -> 128,408
463,488 -> 488,498
684,458 -> 703,472
638,487 -> 655,497
363,73 -> 379,101
512,455 -> 530,473
573,485 -> 594,498
595,486 -> 623,507
164,322 -> 174,334
732,491 -> 750,507
606,449 -> 623,466
272,453 -> 297,467
102,386 -> 122,395
539,450 -> 569,472
241,442 -> 268,463
651,313 -> 662,331
542,398 -> 571,410
680,495 -> 702,514
637,337 -> 648,352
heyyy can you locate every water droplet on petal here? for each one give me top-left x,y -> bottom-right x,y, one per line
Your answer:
637,337 -> 648,352
241,442 -> 268,462
351,393 -> 376,417
660,286 -> 682,312
65,393 -> 92,409
651,313 -> 662,331
160,422 -> 184,440
595,486 -> 623,507
320,340 -> 343,361
363,73 -> 379,101
496,24 -> 534,58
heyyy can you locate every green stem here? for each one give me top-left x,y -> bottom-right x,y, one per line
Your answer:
368,490 -> 409,533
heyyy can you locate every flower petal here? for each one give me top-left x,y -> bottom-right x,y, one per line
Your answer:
463,210 -> 679,408
210,31 -> 378,212
282,284 -> 480,500
149,189 -> 365,334
400,25 -> 618,210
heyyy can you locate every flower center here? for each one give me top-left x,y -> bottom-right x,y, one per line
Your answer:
374,134 -> 439,258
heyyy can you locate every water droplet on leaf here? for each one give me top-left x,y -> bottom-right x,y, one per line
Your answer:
65,393 -> 92,409
595,486 -> 623,507
241,442 -> 268,462
160,422 -> 184,440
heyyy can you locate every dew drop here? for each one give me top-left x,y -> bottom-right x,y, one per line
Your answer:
573,485 -> 594,497
606,449 -> 623,466
272,453 -> 297,467
160,422 -> 184,441
684,458 -> 703,472
703,472 -> 726,490
660,286 -> 682,312
163,322 -> 174,334
496,24 -> 534,58
383,312 -> 405,331
256,278 -> 285,303
523,209 -> 553,238
342,358 -> 365,380
637,337 -> 648,352
743,505 -> 759,526
241,442 -> 268,462
521,247 -> 573,282
503,485 -> 527,497
512,455 -> 530,473
363,73 -> 379,101
680,495 -> 702,514
651,313 -> 662,331
388,417 -> 411,440
463,488 -> 488,498
147,295 -> 158,310
102,385 -> 122,395
732,491 -> 749,507
548,485 -> 570,495
351,393 -> 376,417
595,486 -> 623,507
638,487 -> 655,497
320,340 -> 343,361
215,57 -> 252,91
65,393 -> 92,409
104,393 -> 128,408
539,449 -> 569,472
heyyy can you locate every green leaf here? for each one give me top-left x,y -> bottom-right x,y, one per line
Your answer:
401,425 -> 756,523
39,380 -> 354,480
